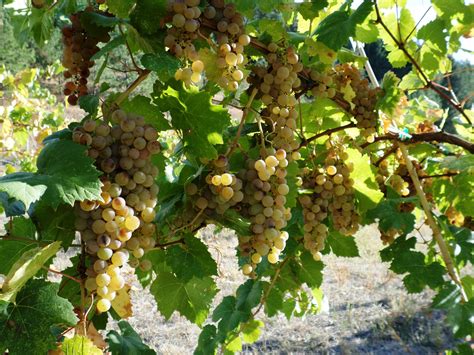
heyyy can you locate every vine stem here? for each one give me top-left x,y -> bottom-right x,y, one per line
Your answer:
361,131 -> 474,153
374,1 -> 472,124
252,256 -> 290,317
226,88 -> 258,157
297,123 -> 356,150
113,69 -> 151,108
42,267 -> 82,283
398,143 -> 468,302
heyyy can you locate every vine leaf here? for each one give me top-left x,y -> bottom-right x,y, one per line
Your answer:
377,71 -> 402,115
195,325 -> 218,355
61,335 -> 102,355
212,280 -> 263,342
106,320 -> 156,355
0,279 -> 78,355
0,140 -> 102,209
154,81 -> 231,160
120,95 -> 171,131
165,236 -> 218,282
0,178 -> 46,212
293,252 -> 324,288
366,197 -> 416,234
380,236 -> 444,293
79,94 -> 100,116
107,0 -> 136,18
34,204 -> 76,249
141,51 -> 182,82
314,0 -> 373,51
111,285 -> 133,319
130,0 -> 167,35
325,231 -> 359,257
151,272 -> 217,326
346,148 -> 384,212
0,241 -> 61,302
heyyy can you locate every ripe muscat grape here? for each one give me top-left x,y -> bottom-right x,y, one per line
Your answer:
166,0 -> 251,90
73,110 -> 160,312
299,144 -> 360,260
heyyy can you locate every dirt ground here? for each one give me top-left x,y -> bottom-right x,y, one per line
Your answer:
102,224 -> 457,355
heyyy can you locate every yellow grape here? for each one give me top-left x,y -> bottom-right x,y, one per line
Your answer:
242,264 -> 253,275
96,298 -> 111,312
220,173 -> 233,186
125,216 -> 140,231
211,175 -> 222,186
96,273 -> 111,287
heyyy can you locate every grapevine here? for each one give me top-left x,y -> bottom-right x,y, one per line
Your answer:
0,0 -> 472,354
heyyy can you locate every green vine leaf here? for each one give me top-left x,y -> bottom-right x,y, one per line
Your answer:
151,272 -> 217,326
120,95 -> 171,131
380,236 -> 445,293
314,0 -> 373,51
107,320 -> 156,355
0,279 -> 78,355
154,81 -> 231,160
0,140 -> 102,209
325,231 -> 359,257
165,236 -> 218,282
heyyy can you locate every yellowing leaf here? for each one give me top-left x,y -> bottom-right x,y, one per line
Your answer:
0,241 -> 61,302
346,148 -> 384,212
112,284 -> 133,318
341,82 -> 356,109
61,335 -> 103,355
305,39 -> 336,64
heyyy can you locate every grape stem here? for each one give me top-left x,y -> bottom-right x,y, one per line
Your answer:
417,172 -> 458,180
361,131 -> 474,153
112,69 -> 151,108
226,88 -> 258,157
119,25 -> 142,72
252,255 -> 290,317
398,143 -> 468,302
42,266 -> 82,283
374,1 -> 472,125
155,238 -> 185,249
298,122 -> 356,150
221,256 -> 291,353
374,145 -> 398,167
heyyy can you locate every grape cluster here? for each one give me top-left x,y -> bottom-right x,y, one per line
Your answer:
299,193 -> 328,260
165,0 -> 202,85
239,150 -> 292,275
299,146 -> 359,259
201,1 -> 250,90
62,9 -> 111,105
309,70 -> 336,99
376,160 -> 409,197
249,43 -> 303,156
166,0 -> 250,90
186,156 -> 244,217
332,64 -> 381,142
73,111 -> 160,312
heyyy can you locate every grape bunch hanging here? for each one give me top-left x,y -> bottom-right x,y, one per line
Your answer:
72,111 -> 160,312
62,8 -> 112,105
